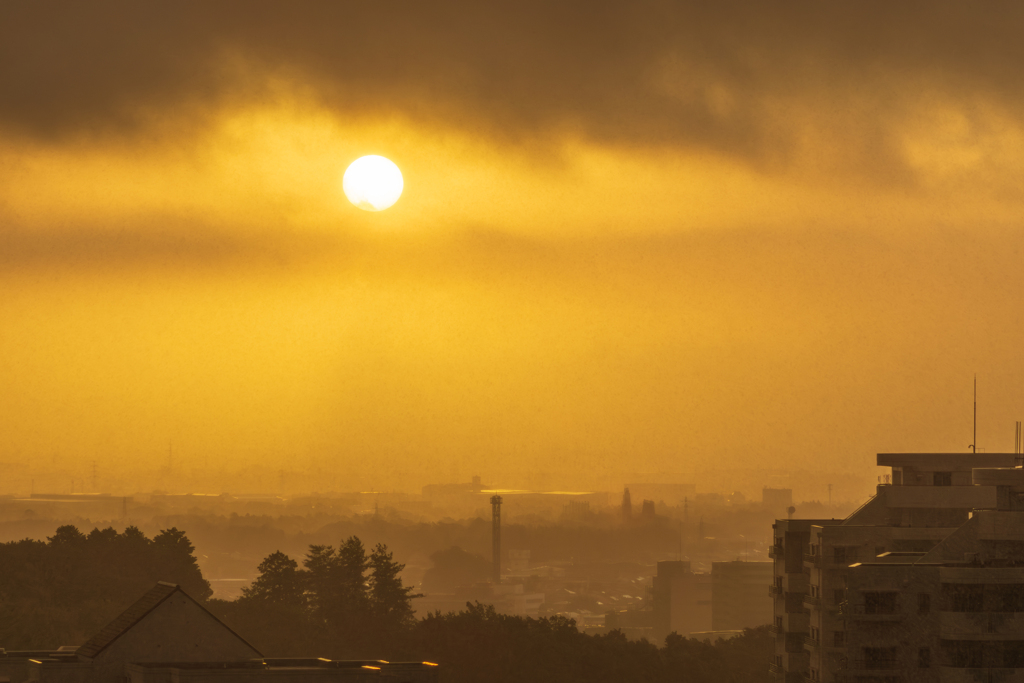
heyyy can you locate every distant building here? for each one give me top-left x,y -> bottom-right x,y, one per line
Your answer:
711,561 -> 773,630
491,583 -> 546,617
0,582 -> 438,683
507,549 -> 530,572
652,561 -> 712,642
641,500 -> 656,520
622,488 -> 632,522
561,499 -> 591,522
624,483 -> 696,506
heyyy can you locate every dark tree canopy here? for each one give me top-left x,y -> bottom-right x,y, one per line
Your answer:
1,526 -> 772,683
0,525 -> 210,648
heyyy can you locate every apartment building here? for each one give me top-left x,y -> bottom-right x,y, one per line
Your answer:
712,560 -> 773,630
771,453 -> 1019,683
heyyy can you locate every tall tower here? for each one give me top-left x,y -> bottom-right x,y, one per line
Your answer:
490,495 -> 503,584
621,487 -> 632,522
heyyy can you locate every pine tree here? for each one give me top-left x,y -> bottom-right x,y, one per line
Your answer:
303,544 -> 337,620
152,527 -> 213,600
304,537 -> 370,632
241,551 -> 305,607
369,542 -> 422,629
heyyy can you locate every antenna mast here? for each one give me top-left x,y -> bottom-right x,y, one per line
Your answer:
966,374 -> 974,454
971,375 -> 977,453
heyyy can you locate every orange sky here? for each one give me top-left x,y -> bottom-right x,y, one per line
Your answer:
3,1 -> 1024,497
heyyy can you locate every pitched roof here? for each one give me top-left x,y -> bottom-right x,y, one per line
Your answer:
77,582 -> 261,660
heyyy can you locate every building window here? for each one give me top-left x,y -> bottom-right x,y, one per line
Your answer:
833,631 -> 845,647
1004,641 -> 1024,668
864,647 -> 897,670
918,593 -> 931,614
864,591 -> 898,615
833,546 -> 858,564
945,584 -> 984,612
997,584 -> 1024,612
934,471 -> 952,486
919,647 -> 930,668
943,640 -> 984,668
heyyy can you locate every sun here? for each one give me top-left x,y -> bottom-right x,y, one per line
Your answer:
343,155 -> 404,211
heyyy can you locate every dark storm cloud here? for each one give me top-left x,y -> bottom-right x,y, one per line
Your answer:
3,0 -> 1023,162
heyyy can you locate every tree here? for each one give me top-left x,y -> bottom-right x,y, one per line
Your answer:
153,527 -> 213,600
0,525 -> 214,649
369,543 -> 422,629
48,525 -> 86,544
303,537 -> 370,632
241,551 -> 305,607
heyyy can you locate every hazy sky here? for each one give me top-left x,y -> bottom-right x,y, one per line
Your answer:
3,1 -> 1024,493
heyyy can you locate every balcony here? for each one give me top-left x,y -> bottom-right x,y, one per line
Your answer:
938,667 -> 1024,683
770,545 -> 785,559
804,636 -> 820,650
940,612 -> 1024,639
804,595 -> 821,608
843,603 -> 902,621
842,659 -> 901,673
770,585 -> 784,597
769,624 -> 784,634
803,553 -> 821,567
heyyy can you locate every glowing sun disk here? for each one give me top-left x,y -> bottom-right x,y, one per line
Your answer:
343,155 -> 403,211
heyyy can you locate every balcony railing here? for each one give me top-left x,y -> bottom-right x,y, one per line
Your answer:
842,659 -> 900,671
769,545 -> 785,559
804,636 -> 820,649
803,553 -> 821,566
768,663 -> 784,676
769,584 -> 784,597
804,595 -> 821,608
769,624 -> 784,634
843,603 -> 902,620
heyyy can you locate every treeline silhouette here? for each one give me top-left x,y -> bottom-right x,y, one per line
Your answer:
213,542 -> 772,683
0,526 -> 772,683
0,524 -> 210,647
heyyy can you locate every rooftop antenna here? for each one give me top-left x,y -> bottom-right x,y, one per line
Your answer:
1016,421 -> 1023,466
969,375 -> 977,453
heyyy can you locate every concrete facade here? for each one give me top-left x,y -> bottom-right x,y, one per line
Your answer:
652,561 -> 712,642
771,453 -> 1024,683
712,561 -> 773,631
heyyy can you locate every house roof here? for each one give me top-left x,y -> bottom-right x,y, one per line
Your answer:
77,582 -> 261,660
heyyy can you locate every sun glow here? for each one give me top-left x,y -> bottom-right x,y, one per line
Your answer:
343,155 -> 404,211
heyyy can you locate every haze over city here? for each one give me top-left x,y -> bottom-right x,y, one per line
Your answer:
8,4 -> 1024,683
